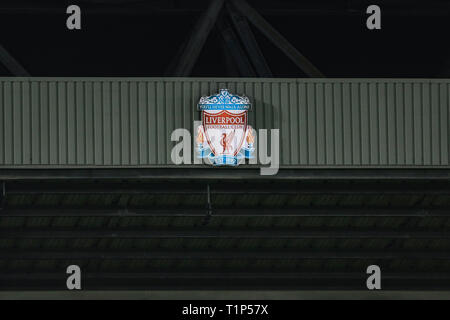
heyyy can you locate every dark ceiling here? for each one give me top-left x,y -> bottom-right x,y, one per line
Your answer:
0,0 -> 449,78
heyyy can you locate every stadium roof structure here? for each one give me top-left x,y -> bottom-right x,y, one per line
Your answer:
0,0 -> 449,78
0,168 -> 450,293
0,75 -> 449,298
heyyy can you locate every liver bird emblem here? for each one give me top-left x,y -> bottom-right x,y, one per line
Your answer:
220,130 -> 235,153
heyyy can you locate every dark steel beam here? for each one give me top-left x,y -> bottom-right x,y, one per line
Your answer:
3,268 -> 450,292
3,290 -> 450,299
0,249 -> 449,260
230,0 -> 324,77
171,0 -> 225,76
3,271 -> 450,281
217,15 -> 256,77
1,168 -> 449,181
1,207 -> 448,217
227,3 -> 272,77
0,44 -> 29,76
2,228 -> 450,239
0,2 -> 448,16
4,181 -> 450,195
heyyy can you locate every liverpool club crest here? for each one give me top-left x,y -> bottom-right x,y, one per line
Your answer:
197,89 -> 254,166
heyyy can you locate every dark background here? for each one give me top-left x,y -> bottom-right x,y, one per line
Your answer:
0,0 -> 449,78
1,1 -> 450,294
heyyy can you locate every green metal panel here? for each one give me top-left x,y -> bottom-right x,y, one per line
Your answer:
0,78 -> 449,167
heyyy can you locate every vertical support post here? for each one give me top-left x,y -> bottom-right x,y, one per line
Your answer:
207,183 -> 212,216
202,184 -> 213,226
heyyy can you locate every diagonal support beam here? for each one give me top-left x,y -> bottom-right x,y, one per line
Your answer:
0,44 -> 30,76
171,0 -> 225,76
226,3 -> 272,77
230,0 -> 324,78
216,15 -> 256,77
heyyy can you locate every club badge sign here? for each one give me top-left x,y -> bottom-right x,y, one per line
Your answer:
196,89 -> 255,166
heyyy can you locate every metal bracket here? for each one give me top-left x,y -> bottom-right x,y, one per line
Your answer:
202,184 -> 213,225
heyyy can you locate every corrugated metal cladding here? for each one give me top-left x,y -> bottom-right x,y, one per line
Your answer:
0,78 -> 449,167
